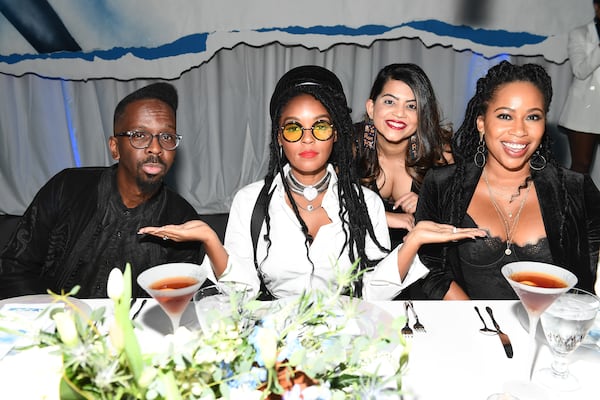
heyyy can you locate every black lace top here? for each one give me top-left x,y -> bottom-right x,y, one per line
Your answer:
458,214 -> 553,299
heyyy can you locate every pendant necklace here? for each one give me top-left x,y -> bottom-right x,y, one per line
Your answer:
482,169 -> 531,256
296,203 -> 323,212
286,170 -> 331,211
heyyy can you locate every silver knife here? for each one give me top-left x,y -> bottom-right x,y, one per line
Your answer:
486,306 -> 513,358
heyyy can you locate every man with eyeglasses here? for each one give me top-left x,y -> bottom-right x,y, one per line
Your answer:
0,83 -> 202,299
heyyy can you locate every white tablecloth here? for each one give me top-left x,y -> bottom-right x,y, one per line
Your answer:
1,298 -> 599,400
374,300 -> 600,400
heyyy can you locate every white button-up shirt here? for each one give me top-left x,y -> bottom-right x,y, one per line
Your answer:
201,164 -> 428,300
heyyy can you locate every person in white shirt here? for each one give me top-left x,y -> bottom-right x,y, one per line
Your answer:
139,65 -> 485,300
558,0 -> 600,174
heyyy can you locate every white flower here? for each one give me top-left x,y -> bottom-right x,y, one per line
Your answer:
92,359 -> 121,389
109,321 -> 124,351
52,311 -> 78,347
250,325 -> 279,368
138,366 -> 158,388
107,267 -> 124,301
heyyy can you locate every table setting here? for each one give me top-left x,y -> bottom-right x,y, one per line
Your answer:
0,261 -> 599,399
0,263 -> 408,399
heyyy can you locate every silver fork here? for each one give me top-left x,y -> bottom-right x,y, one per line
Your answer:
401,302 -> 413,337
407,300 -> 426,332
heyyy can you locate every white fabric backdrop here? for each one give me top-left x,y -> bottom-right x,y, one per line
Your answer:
1,37 -> 594,215
0,0 -> 588,79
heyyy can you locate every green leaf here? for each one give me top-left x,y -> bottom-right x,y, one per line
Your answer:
59,376 -> 89,400
115,263 -> 144,385
160,371 -> 183,400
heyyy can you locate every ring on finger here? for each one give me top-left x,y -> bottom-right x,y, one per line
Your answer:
162,235 -> 169,241
452,226 -> 457,234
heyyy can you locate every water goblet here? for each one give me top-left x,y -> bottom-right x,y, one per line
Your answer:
194,281 -> 255,334
137,263 -> 206,334
193,284 -> 232,335
538,288 -> 600,391
501,261 -> 577,380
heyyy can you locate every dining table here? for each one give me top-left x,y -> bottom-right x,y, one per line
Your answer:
374,300 -> 600,400
1,297 -> 599,400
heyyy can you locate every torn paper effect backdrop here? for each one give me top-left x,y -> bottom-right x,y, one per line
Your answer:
0,0 -> 589,80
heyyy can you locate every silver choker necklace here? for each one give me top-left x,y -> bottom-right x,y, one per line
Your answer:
286,171 -> 331,202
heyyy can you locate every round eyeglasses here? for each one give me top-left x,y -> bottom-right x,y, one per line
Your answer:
114,131 -> 182,151
279,121 -> 334,143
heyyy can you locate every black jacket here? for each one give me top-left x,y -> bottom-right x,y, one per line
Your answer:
415,163 -> 600,299
0,165 -> 202,299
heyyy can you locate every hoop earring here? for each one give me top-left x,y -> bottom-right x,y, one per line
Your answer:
529,146 -> 547,171
363,119 -> 377,150
279,145 -> 283,161
474,134 -> 486,168
408,134 -> 419,161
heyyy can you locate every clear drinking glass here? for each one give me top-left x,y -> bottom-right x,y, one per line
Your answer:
194,282 -> 255,334
538,288 -> 600,391
193,284 -> 233,335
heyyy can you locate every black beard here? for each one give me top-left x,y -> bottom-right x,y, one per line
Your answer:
137,155 -> 166,195
136,175 -> 163,195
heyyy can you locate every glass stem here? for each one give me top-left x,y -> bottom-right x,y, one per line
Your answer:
170,314 -> 181,334
550,352 -> 570,379
527,314 -> 539,381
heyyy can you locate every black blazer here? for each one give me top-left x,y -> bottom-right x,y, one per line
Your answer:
415,163 -> 600,299
0,165 -> 202,299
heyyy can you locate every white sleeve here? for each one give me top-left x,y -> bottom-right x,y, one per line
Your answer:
203,182 -> 263,296
568,24 -> 600,81
360,188 -> 429,300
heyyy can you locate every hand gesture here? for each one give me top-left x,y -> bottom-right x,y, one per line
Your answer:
393,192 -> 419,214
405,221 -> 487,246
138,220 -> 216,243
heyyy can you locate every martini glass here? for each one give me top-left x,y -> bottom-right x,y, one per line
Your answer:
501,261 -> 577,380
137,263 -> 206,334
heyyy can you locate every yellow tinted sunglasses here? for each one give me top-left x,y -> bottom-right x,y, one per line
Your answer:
280,121 -> 334,142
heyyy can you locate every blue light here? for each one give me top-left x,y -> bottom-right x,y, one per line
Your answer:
61,80 -> 81,166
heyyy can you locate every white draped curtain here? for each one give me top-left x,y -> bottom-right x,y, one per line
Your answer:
0,37 -> 594,215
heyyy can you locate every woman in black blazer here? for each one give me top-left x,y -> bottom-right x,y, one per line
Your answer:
415,61 -> 600,300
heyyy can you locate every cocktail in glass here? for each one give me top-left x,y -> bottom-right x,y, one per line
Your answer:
501,261 -> 577,380
137,263 -> 206,333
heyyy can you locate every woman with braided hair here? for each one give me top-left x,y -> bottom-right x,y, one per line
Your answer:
415,60 -> 600,300
140,65 -> 485,300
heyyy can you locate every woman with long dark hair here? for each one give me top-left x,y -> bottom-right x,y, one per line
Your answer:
355,63 -> 453,298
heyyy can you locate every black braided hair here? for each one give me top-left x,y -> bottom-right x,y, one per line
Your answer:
262,65 -> 388,284
449,60 -> 560,231
356,63 -> 452,190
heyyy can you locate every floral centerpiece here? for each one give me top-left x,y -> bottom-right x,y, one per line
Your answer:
4,263 -> 409,399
